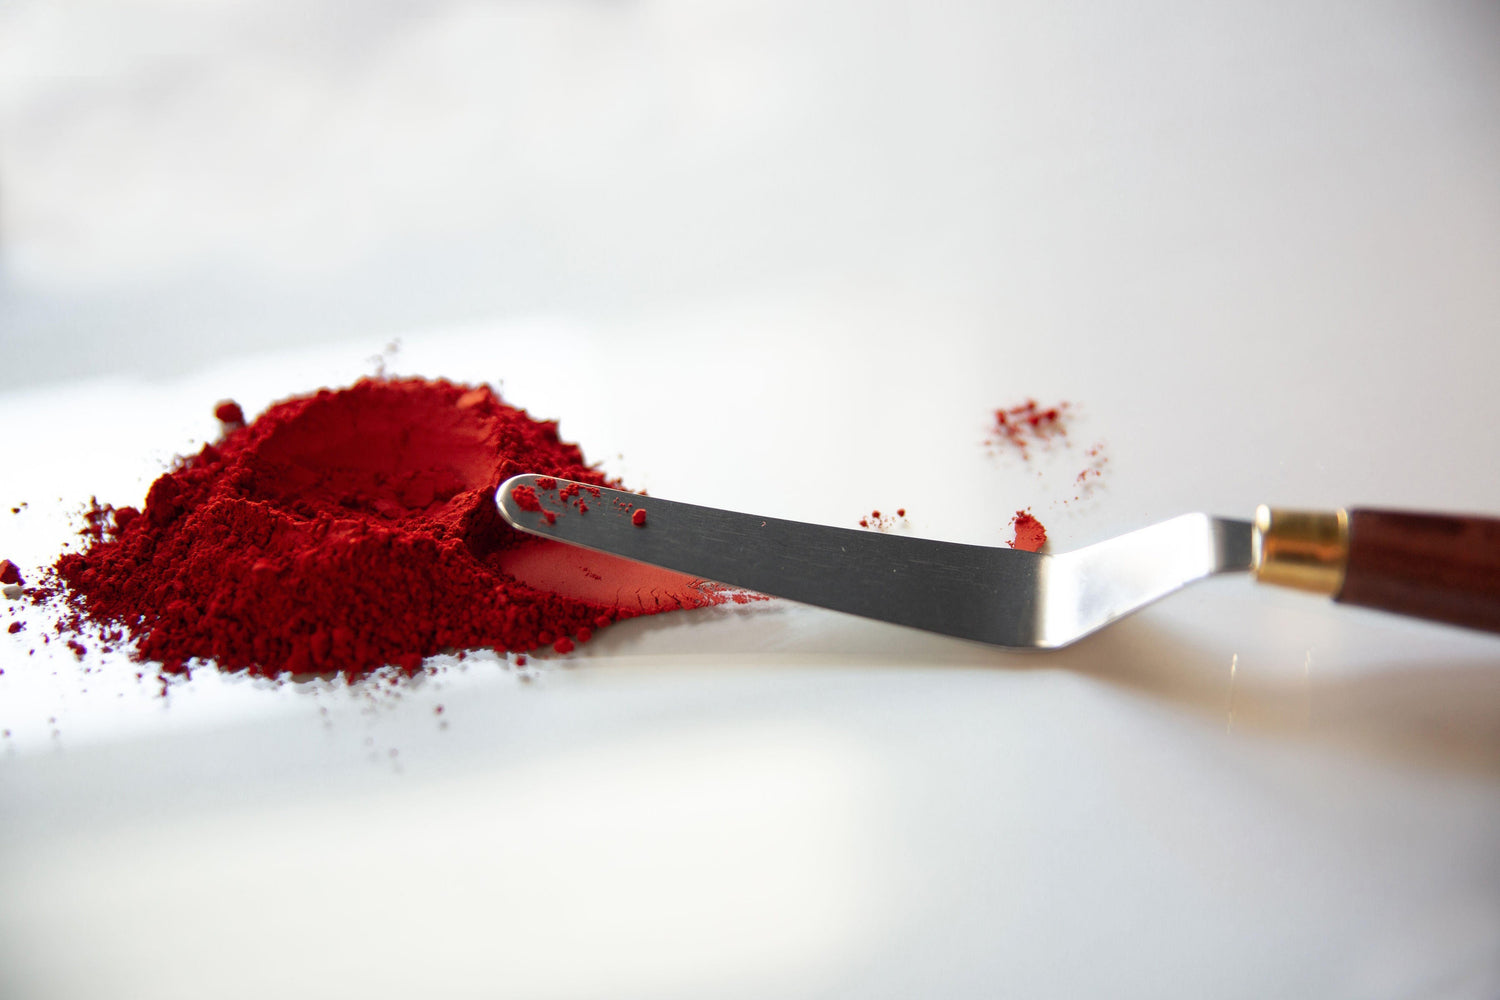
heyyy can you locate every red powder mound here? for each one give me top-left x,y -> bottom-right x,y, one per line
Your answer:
1007,510 -> 1047,552
49,377 -> 733,678
0,560 -> 21,585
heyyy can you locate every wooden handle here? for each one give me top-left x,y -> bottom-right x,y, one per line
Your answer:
1335,509 -> 1500,634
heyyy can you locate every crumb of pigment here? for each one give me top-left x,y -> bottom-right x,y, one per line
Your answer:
0,560 -> 21,585
631,508 -> 648,527
37,378 -> 747,679
214,400 -> 246,425
1007,510 -> 1047,552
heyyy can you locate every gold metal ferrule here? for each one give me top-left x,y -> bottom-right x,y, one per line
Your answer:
1252,506 -> 1350,595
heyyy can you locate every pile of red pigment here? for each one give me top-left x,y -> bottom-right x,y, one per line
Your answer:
45,377 -> 729,678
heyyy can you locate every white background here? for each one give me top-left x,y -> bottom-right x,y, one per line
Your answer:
2,2 -> 1499,997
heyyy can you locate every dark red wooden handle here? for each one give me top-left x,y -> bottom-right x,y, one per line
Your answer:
1336,509 -> 1500,634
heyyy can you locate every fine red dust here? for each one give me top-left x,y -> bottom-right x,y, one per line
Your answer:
46,378 -> 740,679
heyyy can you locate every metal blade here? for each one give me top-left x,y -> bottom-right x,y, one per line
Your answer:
497,475 -> 1047,647
495,475 -> 1253,649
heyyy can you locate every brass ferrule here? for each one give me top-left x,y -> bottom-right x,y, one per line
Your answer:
1252,506 -> 1350,595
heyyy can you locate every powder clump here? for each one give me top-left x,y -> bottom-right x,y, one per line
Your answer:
214,400 -> 246,426
49,377 -> 726,678
1007,510 -> 1048,552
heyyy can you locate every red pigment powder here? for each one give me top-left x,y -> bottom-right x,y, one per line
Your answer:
214,400 -> 245,425
988,399 -> 1069,459
46,377 -> 735,678
631,508 -> 648,527
1007,510 -> 1047,552
1071,443 -> 1109,500
857,509 -> 909,532
0,560 -> 21,585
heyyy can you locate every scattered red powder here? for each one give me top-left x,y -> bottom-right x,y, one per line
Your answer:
214,400 -> 246,425
1071,443 -> 1110,500
987,399 -> 1070,460
0,560 -> 21,585
1007,510 -> 1047,552
43,378 -> 738,679
6,622 -> 21,634
631,508 -> 648,527
510,485 -> 556,524
858,508 -> 909,531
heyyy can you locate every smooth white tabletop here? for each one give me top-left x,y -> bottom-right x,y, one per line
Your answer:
2,2 -> 1499,998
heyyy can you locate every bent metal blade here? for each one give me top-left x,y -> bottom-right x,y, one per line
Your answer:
495,475 -> 1253,649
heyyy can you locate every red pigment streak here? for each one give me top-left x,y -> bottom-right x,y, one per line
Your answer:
1007,510 -> 1047,552
631,508 -> 648,527
214,400 -> 245,425
0,560 -> 21,585
987,399 -> 1070,460
45,377 -> 747,679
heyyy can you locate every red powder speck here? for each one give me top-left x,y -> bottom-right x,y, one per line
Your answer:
45,377 -> 747,679
214,400 -> 245,425
1007,510 -> 1047,552
553,636 -> 575,654
631,508 -> 648,527
0,560 -> 22,585
7,621 -> 21,634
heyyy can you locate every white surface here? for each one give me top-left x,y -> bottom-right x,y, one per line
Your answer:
3,2 -> 1500,998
